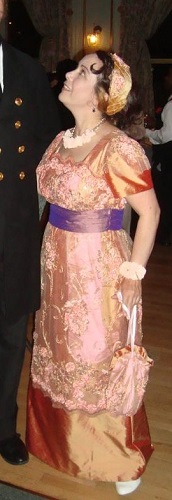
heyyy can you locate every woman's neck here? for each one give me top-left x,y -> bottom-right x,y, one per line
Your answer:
73,113 -> 103,136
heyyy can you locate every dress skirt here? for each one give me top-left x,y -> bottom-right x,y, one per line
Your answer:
26,221 -> 154,481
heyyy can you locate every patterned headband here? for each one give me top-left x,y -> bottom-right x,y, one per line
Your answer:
106,53 -> 132,116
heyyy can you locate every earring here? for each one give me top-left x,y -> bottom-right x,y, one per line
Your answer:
92,107 -> 96,112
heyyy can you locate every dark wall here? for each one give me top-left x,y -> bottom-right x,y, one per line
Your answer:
8,0 -> 42,58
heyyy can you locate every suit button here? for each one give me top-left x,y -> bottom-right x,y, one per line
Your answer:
19,171 -> 26,180
18,145 -> 25,153
15,120 -> 22,129
15,97 -> 23,106
0,172 -> 4,181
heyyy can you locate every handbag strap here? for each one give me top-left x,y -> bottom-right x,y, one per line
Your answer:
126,304 -> 137,351
116,291 -> 137,350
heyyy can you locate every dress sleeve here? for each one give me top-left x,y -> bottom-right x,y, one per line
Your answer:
104,132 -> 153,199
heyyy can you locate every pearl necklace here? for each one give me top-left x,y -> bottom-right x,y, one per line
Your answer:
63,118 -> 105,149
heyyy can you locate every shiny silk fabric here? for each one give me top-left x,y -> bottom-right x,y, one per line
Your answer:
26,129 -> 154,481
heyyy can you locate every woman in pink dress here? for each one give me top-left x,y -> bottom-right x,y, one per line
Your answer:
26,51 -> 160,495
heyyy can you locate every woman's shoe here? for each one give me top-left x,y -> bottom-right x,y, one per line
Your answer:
115,478 -> 141,495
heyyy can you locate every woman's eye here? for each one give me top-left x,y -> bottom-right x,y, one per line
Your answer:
79,69 -> 85,76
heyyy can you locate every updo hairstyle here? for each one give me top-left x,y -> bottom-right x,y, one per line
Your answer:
90,50 -> 114,116
90,50 -> 132,119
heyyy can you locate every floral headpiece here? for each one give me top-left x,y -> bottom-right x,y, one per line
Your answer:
106,53 -> 132,116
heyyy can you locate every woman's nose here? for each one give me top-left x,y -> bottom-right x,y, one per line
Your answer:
66,70 -> 75,81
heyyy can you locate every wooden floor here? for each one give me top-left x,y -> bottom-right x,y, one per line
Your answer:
0,243 -> 172,500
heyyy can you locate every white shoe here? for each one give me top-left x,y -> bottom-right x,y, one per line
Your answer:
115,478 -> 141,495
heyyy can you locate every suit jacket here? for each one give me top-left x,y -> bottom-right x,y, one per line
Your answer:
0,38 -> 61,323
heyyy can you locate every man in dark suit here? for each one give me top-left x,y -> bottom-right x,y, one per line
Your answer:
0,0 -> 61,465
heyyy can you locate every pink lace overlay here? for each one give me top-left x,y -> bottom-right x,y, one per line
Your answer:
32,317 -> 149,416
31,129 -> 153,415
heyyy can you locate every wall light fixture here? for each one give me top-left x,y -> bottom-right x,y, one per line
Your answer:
86,25 -> 102,48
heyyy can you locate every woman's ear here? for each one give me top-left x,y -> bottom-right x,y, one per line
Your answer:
87,92 -> 99,112
91,91 -> 99,109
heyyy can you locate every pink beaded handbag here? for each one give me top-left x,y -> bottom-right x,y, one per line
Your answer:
106,305 -> 154,416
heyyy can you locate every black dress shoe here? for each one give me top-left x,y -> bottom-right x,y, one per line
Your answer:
0,434 -> 29,465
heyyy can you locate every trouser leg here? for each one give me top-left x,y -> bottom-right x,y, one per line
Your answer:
158,170 -> 172,241
153,143 -> 172,242
0,312 -> 28,441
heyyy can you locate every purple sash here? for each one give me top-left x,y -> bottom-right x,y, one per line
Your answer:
49,204 -> 124,233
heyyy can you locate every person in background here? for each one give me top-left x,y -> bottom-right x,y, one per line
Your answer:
116,82 -> 145,140
0,0 -> 61,466
115,83 -> 151,234
145,65 -> 172,245
27,50 -> 159,496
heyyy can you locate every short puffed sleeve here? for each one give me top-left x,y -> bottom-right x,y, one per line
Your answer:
103,131 -> 153,199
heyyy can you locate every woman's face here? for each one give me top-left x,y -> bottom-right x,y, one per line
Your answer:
59,53 -> 102,112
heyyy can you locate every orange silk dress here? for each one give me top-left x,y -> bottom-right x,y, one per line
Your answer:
26,129 -> 154,481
